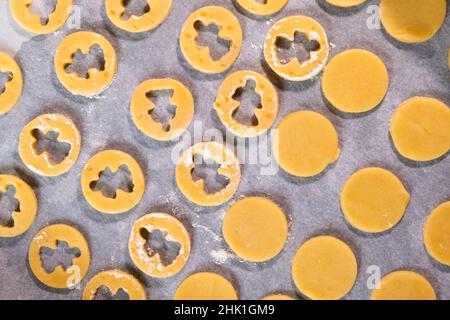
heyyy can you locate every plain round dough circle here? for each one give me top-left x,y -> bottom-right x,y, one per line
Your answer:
371,271 -> 436,300
223,197 -> 288,262
341,167 -> 410,233
261,294 -> 295,300
0,52 -> 23,115
322,49 -> 389,113
291,236 -> 357,300
325,0 -> 367,7
174,272 -> 238,300
236,0 -> 288,16
272,111 -> 340,177
380,0 -> 447,43
390,97 -> 450,162
423,201 -> 450,266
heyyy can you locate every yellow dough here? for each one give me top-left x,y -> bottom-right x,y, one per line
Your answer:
236,0 -> 288,16
54,31 -> 118,96
273,111 -> 340,177
28,224 -> 90,289
261,294 -> 295,300
264,16 -> 329,81
9,0 -> 73,34
322,49 -> 389,113
18,113 -> 81,177
179,6 -> 243,74
105,0 -> 172,33
214,70 -> 279,138
0,175 -> 37,238
129,213 -> 190,278
341,167 -> 410,233
130,78 -> 194,141
325,0 -> 366,7
174,272 -> 238,300
380,0 -> 447,43
371,271 -> 436,300
423,201 -> 450,266
81,150 -> 145,214
223,197 -> 288,262
176,142 -> 241,206
0,52 -> 23,115
390,97 -> 450,162
291,236 -> 357,300
82,269 -> 147,300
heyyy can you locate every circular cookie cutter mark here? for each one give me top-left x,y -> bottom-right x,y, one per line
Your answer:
129,213 -> 190,278
0,52 -> 23,115
325,0 -> 367,7
235,0 -> 288,16
174,272 -> 238,300
54,31 -> 118,96
28,224 -> 90,289
180,6 -> 243,74
424,201 -> 450,267
130,78 -> 194,141
214,70 -> 279,138
81,150 -> 145,214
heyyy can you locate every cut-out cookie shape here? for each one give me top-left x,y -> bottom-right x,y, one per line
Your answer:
325,0 -> 366,7
130,78 -> 194,141
223,196 -> 288,262
292,236 -> 357,300
0,52 -> 23,115
341,167 -> 410,233
264,16 -> 329,81
105,0 -> 172,33
0,175 -> 37,238
371,270 -> 436,300
262,294 -> 295,300
235,0 -> 288,16
129,213 -> 190,278
214,70 -> 279,138
179,6 -> 243,74
273,111 -> 340,177
322,49 -> 389,113
174,272 -> 238,300
423,201 -> 450,267
380,0 -> 447,43
19,113 -> 81,177
54,31 -> 118,96
81,150 -> 145,214
390,97 -> 450,162
28,224 -> 90,289
176,141 -> 241,206
9,0 -> 73,34
82,269 -> 147,300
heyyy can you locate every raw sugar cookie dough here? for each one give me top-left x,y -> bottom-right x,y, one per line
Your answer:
128,213 -> 191,278
235,0 -> 288,16
81,150 -> 145,214
214,70 -> 279,138
54,31 -> 118,96
371,271 -> 436,300
0,52 -> 23,115
174,272 -> 238,300
130,78 -> 194,141
28,224 -> 90,289
179,6 -> 243,74
322,49 -> 389,113
380,0 -> 447,43
82,269 -> 147,300
9,0 -> 73,34
390,97 -> 450,162
291,236 -> 357,300
105,0 -> 172,33
423,201 -> 450,266
264,16 -> 329,81
325,0 -> 367,7
262,294 -> 296,300
341,167 -> 410,233
0,175 -> 37,238
223,197 -> 288,262
272,111 -> 340,178
18,113 -> 81,177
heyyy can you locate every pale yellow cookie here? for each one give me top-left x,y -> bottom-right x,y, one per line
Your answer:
423,201 -> 450,266
325,0 -> 366,7
261,294 -> 295,300
174,272 -> 238,300
236,0 -> 288,16
0,52 -> 23,115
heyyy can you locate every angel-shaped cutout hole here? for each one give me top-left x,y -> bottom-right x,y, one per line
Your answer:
0,71 -> 13,95
194,20 -> 231,61
120,0 -> 151,20
64,45 -> 106,79
275,31 -> 321,65
27,0 -> 57,26
140,228 -> 181,267
94,286 -> 130,300
0,185 -> 20,228
89,165 -> 134,199
231,79 -> 262,126
146,89 -> 177,132
32,129 -> 72,165
191,153 -> 230,194
40,240 -> 81,273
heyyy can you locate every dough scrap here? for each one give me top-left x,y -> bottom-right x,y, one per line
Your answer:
174,272 -> 238,300
261,294 -> 295,300
236,0 -> 288,16
0,52 -> 23,115
423,201 -> 450,266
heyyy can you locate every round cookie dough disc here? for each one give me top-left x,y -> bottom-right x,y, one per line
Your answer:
322,49 -> 389,113
390,97 -> 450,162
174,272 -> 238,300
380,0 -> 447,43
423,201 -> 450,266
341,167 -> 410,233
371,271 -> 436,300
291,236 -> 357,300
223,197 -> 288,262
262,294 -> 295,300
325,0 -> 367,7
